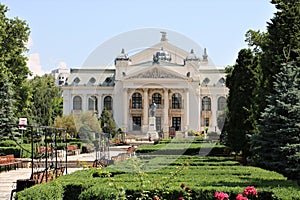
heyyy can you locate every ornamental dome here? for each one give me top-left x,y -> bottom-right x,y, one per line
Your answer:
185,49 -> 199,61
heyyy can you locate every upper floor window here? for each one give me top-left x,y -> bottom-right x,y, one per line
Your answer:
152,93 -> 162,108
202,96 -> 211,111
88,96 -> 98,111
218,96 -> 226,111
73,96 -> 82,110
132,92 -> 142,109
172,93 -> 182,109
104,96 -> 113,110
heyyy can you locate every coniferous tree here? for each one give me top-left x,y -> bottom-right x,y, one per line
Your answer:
0,67 -> 17,137
258,0 -> 300,113
100,108 -> 117,137
225,49 -> 259,163
252,56 -> 300,181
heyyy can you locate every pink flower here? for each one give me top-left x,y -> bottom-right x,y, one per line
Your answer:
243,186 -> 258,196
214,191 -> 229,200
178,197 -> 184,200
236,194 -> 248,200
153,196 -> 160,200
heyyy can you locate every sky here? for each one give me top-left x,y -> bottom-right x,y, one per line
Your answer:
2,0 -> 276,76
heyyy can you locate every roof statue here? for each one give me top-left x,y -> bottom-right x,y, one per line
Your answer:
202,48 -> 208,62
160,31 -> 167,42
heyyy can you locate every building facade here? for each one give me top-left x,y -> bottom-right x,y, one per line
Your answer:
62,32 -> 228,136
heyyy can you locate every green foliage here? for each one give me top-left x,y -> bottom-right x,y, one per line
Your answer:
251,59 -> 300,182
0,4 -> 31,120
15,156 -> 300,200
29,74 -> 63,126
224,49 -> 259,161
100,108 -> 117,137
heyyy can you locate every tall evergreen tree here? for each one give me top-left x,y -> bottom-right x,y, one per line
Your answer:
100,108 -> 117,137
225,49 -> 259,163
0,67 -> 17,137
252,56 -> 300,181
258,0 -> 300,113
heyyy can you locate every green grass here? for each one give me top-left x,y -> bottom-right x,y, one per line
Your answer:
16,155 -> 300,200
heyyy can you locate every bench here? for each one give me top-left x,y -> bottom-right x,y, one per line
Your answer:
67,145 -> 80,155
0,154 -> 21,172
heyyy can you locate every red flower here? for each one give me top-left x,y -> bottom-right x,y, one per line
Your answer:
178,197 -> 184,200
214,191 -> 229,200
236,194 -> 248,200
243,186 -> 258,196
153,196 -> 160,200
180,183 -> 185,188
185,186 -> 190,191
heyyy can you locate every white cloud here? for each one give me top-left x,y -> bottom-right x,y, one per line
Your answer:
27,53 -> 45,77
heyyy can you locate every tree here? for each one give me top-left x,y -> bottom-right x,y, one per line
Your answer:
224,49 -> 259,163
53,114 -> 77,137
251,56 -> 300,182
29,74 -> 63,126
0,4 -> 31,118
0,67 -> 17,138
248,0 -> 300,114
100,108 -> 117,137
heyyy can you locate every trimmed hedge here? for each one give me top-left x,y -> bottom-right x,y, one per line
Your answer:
15,156 -> 300,200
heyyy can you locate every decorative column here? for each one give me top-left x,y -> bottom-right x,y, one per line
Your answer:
211,94 -> 218,132
142,89 -> 149,133
163,89 -> 169,133
123,88 -> 128,132
83,95 -> 87,112
184,89 -> 189,137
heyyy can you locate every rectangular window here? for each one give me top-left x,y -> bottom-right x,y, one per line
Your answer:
132,117 -> 141,131
172,117 -> 181,131
204,117 -> 209,127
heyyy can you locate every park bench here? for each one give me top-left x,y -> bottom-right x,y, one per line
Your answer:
67,145 -> 80,155
0,154 -> 21,172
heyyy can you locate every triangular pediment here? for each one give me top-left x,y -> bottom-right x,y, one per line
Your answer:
125,66 -> 188,80
130,41 -> 189,66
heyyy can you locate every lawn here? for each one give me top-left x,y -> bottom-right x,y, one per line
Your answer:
15,154 -> 300,200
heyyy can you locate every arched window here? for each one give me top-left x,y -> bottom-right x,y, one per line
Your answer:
104,96 -> 112,110
172,93 -> 182,109
88,96 -> 98,111
132,92 -> 142,109
218,96 -> 226,111
152,93 -> 162,108
202,96 -> 211,111
73,96 -> 82,110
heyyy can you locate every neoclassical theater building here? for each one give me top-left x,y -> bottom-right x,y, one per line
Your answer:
62,32 -> 228,137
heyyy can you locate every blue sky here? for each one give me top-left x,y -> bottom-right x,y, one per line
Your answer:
2,0 -> 276,75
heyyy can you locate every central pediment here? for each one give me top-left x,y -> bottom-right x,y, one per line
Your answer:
125,66 -> 188,80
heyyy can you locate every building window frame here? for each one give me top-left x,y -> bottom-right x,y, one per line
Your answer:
172,93 -> 182,109
152,93 -> 162,108
104,96 -> 113,110
132,92 -> 142,109
73,96 -> 82,110
202,96 -> 211,111
132,116 -> 141,131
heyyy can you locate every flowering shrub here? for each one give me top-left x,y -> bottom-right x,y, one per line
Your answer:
215,186 -> 258,200
214,191 -> 229,200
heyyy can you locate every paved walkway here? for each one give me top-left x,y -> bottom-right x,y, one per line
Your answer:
0,147 -> 129,200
